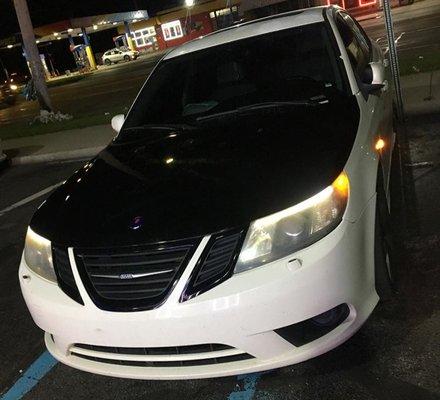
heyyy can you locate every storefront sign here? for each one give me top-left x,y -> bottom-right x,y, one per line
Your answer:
161,20 -> 184,41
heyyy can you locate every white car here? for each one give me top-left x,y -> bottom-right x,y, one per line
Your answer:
20,6 -> 395,380
102,48 -> 139,65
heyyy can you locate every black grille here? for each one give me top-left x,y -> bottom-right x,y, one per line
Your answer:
74,239 -> 199,312
74,343 -> 233,355
182,230 -> 244,301
72,352 -> 253,367
52,246 -> 83,305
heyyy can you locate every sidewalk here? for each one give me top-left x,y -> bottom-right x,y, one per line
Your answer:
1,124 -> 114,165
401,70 -> 440,116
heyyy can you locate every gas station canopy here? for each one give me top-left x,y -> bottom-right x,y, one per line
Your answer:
32,10 -> 150,44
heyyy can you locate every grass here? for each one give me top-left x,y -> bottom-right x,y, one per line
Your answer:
398,49 -> 440,75
0,106 -> 126,141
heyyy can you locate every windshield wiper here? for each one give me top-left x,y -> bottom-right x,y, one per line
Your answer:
123,123 -> 197,132
197,98 -> 328,123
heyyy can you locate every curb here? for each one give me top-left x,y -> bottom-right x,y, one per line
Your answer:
10,146 -> 105,165
0,154 -> 9,172
356,13 -> 381,22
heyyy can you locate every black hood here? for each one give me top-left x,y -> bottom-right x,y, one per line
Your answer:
31,97 -> 359,247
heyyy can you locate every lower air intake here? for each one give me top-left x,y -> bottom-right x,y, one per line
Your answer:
70,343 -> 254,367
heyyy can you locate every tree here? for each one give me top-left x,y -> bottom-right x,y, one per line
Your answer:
13,0 -> 52,112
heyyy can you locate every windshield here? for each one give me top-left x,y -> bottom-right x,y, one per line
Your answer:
122,22 -> 348,135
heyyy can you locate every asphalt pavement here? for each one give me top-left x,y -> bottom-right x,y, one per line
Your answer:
0,53 -> 163,126
361,0 -> 440,55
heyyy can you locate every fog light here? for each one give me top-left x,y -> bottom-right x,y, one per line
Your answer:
312,304 -> 348,327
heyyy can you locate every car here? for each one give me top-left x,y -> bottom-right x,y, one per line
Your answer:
20,6 -> 395,380
0,80 -> 18,106
102,47 -> 139,65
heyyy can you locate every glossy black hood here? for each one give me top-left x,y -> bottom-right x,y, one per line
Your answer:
31,97 -> 359,247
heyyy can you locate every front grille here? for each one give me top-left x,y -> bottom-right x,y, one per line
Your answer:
70,342 -> 254,367
182,229 -> 244,301
52,246 -> 83,305
74,239 -> 199,312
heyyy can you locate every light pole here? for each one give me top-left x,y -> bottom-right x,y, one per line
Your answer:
13,0 -> 52,112
383,0 -> 404,121
185,0 -> 195,40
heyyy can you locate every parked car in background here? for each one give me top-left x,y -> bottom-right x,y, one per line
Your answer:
102,48 -> 139,65
20,6 -> 395,380
0,80 -> 18,106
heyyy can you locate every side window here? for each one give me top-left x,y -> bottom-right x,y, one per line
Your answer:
336,13 -> 370,76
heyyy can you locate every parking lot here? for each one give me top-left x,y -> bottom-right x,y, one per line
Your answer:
1,1 -> 440,399
1,111 -> 439,399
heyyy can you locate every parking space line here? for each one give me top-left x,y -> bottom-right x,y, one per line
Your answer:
0,351 -> 58,400
0,182 -> 63,217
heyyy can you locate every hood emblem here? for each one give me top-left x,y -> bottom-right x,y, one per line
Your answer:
129,216 -> 143,230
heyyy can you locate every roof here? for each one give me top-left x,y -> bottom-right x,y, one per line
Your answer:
164,7 -> 329,60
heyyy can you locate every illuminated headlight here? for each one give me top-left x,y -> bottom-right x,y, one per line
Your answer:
24,227 -> 57,283
10,84 -> 18,91
234,172 -> 349,274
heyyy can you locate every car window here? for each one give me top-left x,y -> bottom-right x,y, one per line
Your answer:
336,13 -> 370,76
123,23 -> 349,131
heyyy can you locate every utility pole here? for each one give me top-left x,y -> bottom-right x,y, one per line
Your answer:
13,0 -> 52,112
383,0 -> 404,122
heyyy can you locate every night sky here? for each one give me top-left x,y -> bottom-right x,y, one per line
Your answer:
0,0 -> 181,38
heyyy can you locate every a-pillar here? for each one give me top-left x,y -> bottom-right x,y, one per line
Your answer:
124,21 -> 136,51
81,27 -> 97,70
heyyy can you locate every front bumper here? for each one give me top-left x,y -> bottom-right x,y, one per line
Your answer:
19,197 -> 378,379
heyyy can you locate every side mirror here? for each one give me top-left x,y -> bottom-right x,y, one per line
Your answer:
111,114 -> 125,134
361,62 -> 385,94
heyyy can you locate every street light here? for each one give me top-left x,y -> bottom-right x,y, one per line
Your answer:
185,0 -> 195,40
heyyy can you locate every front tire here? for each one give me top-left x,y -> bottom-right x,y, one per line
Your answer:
104,59 -> 111,66
124,55 -> 131,62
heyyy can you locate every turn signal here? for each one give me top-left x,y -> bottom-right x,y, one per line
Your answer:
375,138 -> 385,151
332,172 -> 349,198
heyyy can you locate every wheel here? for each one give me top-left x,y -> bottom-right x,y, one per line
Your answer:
124,55 -> 131,62
374,169 -> 396,300
104,59 -> 111,66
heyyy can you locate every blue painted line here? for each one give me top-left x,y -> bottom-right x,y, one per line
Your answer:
1,351 -> 58,400
228,373 -> 262,400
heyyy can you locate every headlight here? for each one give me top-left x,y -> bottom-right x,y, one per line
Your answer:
24,227 -> 57,283
10,84 -> 18,91
234,172 -> 349,274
